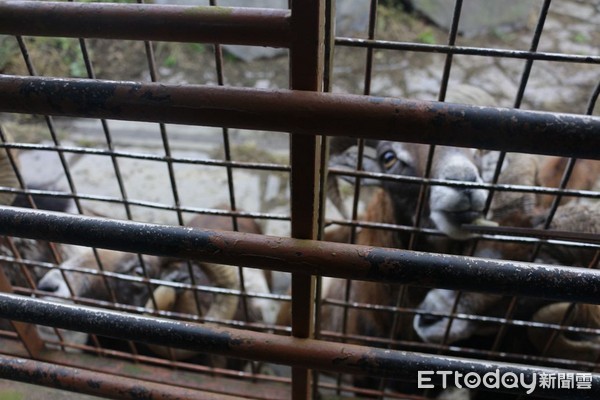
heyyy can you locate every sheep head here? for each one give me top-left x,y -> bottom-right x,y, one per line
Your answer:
413,288 -> 503,344
37,249 -> 163,306
329,139 -> 490,239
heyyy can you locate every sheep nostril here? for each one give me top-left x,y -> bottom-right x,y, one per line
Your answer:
418,314 -> 444,328
38,281 -> 59,293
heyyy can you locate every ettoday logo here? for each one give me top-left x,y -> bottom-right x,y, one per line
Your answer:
417,370 -> 593,394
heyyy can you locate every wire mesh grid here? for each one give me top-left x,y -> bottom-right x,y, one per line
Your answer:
0,0 -> 599,399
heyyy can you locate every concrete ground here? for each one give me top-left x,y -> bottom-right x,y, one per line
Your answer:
18,119 -> 296,238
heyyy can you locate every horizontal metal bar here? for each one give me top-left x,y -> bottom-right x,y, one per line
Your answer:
0,353 -> 244,400
0,337 -> 291,399
326,217 -> 600,251
0,142 -> 290,173
0,1 -> 291,48
464,224 -> 600,245
336,37 -> 600,64
4,141 -> 597,202
1,206 -> 600,304
0,293 -> 599,399
0,185 -> 290,222
0,75 -> 597,159
328,167 -> 600,200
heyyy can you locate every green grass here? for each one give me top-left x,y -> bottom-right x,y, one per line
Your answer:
417,29 -> 437,44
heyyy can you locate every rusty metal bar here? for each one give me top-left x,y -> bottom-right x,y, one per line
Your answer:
0,75 -> 598,159
0,339 -> 291,399
0,1 -> 291,48
1,206 -> 600,304
0,293 -> 599,399
335,38 -> 600,64
328,166 -> 600,198
0,354 -> 245,400
289,0 -> 325,397
464,224 -> 600,245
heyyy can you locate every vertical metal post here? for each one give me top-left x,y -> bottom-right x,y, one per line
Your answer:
289,0 -> 325,399
0,265 -> 43,358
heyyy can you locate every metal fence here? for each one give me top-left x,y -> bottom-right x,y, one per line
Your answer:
0,0 -> 599,399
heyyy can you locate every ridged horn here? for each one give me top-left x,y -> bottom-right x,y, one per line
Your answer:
198,262 -> 240,321
145,262 -> 240,361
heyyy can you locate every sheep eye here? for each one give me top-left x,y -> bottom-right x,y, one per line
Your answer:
380,150 -> 397,170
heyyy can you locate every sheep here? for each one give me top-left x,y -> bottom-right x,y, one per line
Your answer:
33,207 -> 276,362
413,155 -> 600,347
524,201 -> 600,362
0,135 -> 88,290
326,137 -> 379,220
36,248 -> 162,306
0,129 -> 102,335
327,84 -> 499,222
0,127 -> 102,288
325,141 -> 493,250
408,154 -> 598,400
536,156 -> 600,209
141,258 -> 243,365
141,211 -> 278,362
277,85 -> 502,392
281,148 -> 494,390
35,248 -> 164,349
1,189 -> 85,290
326,84 -> 498,244
527,302 -> 600,363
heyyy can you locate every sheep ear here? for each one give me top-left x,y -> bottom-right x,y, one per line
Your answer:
329,144 -> 383,187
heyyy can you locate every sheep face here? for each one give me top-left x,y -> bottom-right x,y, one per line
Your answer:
37,249 -> 161,307
376,141 -> 488,239
413,288 -> 501,344
413,285 -> 554,346
35,249 -> 161,349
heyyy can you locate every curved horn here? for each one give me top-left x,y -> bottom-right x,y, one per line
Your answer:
145,262 -> 240,361
144,285 -> 195,360
198,262 -> 240,321
528,302 -> 600,362
327,138 -> 382,220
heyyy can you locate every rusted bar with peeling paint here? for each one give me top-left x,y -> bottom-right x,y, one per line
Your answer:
289,0 -> 325,397
1,206 -> 600,304
0,1 -> 291,48
0,293 -> 599,400
0,75 -> 598,159
0,336 -> 292,398
0,353 -> 245,400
